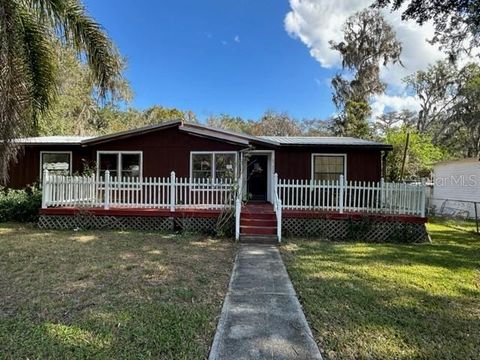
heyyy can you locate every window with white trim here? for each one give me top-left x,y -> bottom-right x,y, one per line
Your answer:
312,154 -> 346,181
40,152 -> 71,178
191,152 -> 236,179
97,152 -> 142,179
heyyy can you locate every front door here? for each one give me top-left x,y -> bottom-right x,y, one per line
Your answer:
247,155 -> 268,201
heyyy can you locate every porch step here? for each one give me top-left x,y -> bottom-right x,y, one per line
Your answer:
241,212 -> 276,220
239,234 -> 278,244
240,225 -> 277,235
240,218 -> 277,227
239,203 -> 278,242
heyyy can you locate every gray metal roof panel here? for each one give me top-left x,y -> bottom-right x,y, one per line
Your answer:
13,136 -> 93,145
257,136 -> 390,147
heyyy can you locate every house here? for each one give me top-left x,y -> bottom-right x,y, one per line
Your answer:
430,158 -> 480,219
8,120 -> 428,242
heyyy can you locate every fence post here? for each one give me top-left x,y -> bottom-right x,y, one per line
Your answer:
41,169 -> 49,209
104,170 -> 110,210
170,171 -> 176,212
339,175 -> 344,214
380,178 -> 385,209
420,178 -> 426,217
475,202 -> 479,235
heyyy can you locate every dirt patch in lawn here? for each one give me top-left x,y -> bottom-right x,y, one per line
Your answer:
0,223 -> 236,359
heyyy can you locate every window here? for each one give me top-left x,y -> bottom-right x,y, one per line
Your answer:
40,152 -> 71,178
97,152 -> 142,179
191,152 -> 236,180
192,154 -> 212,179
312,154 -> 346,181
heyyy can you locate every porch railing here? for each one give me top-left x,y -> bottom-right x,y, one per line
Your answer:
276,175 -> 426,217
42,170 -> 236,210
273,173 -> 282,242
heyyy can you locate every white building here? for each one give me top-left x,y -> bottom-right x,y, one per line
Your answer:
431,158 -> 480,218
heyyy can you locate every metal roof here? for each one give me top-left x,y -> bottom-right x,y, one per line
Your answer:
82,120 -> 182,145
11,123 -> 391,150
180,123 -> 279,146
13,136 -> 94,145
258,136 -> 391,147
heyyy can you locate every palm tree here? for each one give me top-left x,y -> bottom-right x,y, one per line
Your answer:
0,0 -> 121,181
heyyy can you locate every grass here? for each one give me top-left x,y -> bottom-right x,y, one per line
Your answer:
281,218 -> 480,359
0,223 -> 236,359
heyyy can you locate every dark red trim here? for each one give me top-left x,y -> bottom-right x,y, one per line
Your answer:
39,207 -> 222,218
40,207 -> 426,223
283,209 -> 427,223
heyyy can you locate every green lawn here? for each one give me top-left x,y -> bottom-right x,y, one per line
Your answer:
282,219 -> 480,360
0,224 -> 236,359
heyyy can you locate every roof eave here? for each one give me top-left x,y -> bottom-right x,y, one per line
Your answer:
275,143 -> 393,150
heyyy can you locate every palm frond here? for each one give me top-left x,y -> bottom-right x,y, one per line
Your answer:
17,5 -> 56,116
0,0 -> 34,183
26,0 -> 122,97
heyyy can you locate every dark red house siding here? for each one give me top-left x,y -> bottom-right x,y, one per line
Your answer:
89,127 -> 246,178
7,145 -> 88,189
6,125 -> 385,188
274,147 -> 382,182
249,142 -> 383,182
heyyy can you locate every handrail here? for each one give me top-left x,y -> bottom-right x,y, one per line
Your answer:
273,173 -> 282,242
234,175 -> 242,241
42,171 -> 236,210
275,177 -> 426,217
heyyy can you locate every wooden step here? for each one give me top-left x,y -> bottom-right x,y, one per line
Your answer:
240,218 -> 277,227
241,212 -> 276,220
240,225 -> 277,235
239,234 -> 278,244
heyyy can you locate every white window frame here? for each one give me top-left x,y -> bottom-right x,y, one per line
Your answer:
96,151 -> 143,179
311,153 -> 347,181
189,151 -> 238,180
39,151 -> 72,180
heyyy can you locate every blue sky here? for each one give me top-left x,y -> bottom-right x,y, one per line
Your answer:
83,0 -> 336,122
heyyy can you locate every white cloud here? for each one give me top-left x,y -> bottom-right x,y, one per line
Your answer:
234,35 -> 240,43
284,0 -> 450,115
285,0 -> 445,85
371,93 -> 420,118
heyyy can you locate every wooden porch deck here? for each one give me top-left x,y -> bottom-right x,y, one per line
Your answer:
39,203 -> 427,223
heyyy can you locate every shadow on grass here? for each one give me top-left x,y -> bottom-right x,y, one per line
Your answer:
0,224 -> 236,359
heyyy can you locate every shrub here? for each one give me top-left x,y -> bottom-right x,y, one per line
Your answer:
0,186 -> 42,223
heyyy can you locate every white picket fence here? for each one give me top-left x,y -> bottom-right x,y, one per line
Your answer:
276,175 -> 426,216
42,170 -> 236,210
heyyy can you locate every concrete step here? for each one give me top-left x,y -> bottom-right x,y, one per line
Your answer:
239,234 -> 278,244
241,225 -> 277,235
240,218 -> 277,227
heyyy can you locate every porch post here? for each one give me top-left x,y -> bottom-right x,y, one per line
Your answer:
339,175 -> 344,214
41,169 -> 49,209
104,170 -> 110,210
273,173 -> 278,204
235,198 -> 241,241
420,178 -> 426,217
170,171 -> 176,212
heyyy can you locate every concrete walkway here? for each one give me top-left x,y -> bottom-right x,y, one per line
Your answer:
209,244 -> 323,360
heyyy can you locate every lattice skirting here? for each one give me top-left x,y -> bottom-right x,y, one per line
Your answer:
38,214 -> 175,231
282,217 -> 428,243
